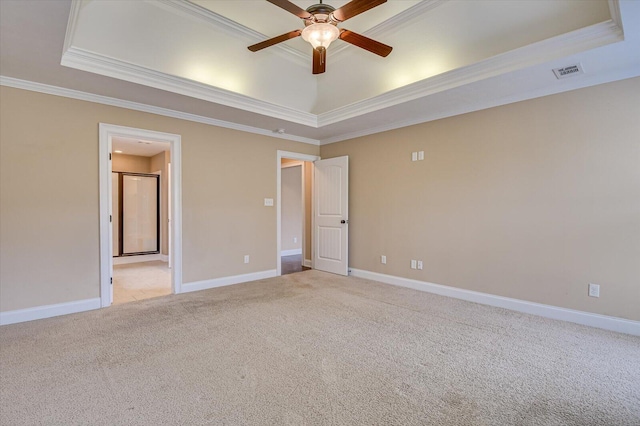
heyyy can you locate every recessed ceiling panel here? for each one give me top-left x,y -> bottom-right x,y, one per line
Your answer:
47,0 -> 638,142
314,0 -> 612,112
190,0 -> 421,55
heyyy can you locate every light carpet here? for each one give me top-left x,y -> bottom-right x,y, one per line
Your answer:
1,270 -> 638,425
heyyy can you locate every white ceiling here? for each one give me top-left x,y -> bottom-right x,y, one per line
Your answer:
112,137 -> 170,157
1,1 -> 639,145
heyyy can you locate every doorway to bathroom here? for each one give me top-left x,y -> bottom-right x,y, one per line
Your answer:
99,123 -> 183,307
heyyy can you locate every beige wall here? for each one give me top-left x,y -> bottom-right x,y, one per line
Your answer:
112,153 -> 151,173
151,150 -> 170,255
321,77 -> 640,321
0,86 -> 319,312
281,165 -> 303,252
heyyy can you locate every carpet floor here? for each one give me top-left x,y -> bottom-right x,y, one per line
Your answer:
1,270 -> 638,425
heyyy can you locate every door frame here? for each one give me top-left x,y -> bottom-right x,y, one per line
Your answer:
276,150 -> 320,276
99,123 -> 183,307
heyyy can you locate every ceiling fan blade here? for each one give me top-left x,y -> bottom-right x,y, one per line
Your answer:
266,0 -> 312,19
339,29 -> 392,57
313,47 -> 327,74
332,0 -> 387,22
248,30 -> 302,52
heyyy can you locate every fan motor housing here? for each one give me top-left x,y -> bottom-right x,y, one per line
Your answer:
306,3 -> 336,24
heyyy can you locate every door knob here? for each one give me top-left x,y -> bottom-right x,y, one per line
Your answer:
341,220 -> 348,224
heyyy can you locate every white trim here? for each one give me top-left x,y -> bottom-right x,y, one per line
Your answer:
0,298 -> 101,326
99,124 -> 183,308
281,249 -> 302,256
0,76 -> 320,146
62,0 -> 82,54
113,254 -> 164,265
303,259 -> 312,268
319,65 -> 640,145
609,0 -> 623,31
181,270 -> 277,293
99,125 -> 113,307
61,47 -> 317,127
277,151 -> 320,276
60,1 -> 624,131
319,20 -> 623,129
160,254 -> 169,262
349,269 -> 640,336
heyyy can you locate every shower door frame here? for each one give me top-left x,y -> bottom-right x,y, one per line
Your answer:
114,171 -> 161,257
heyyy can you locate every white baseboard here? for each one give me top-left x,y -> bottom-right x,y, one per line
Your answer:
113,254 -> 163,265
160,254 -> 169,262
0,298 -> 101,326
281,249 -> 302,256
303,259 -> 312,268
181,270 -> 277,294
349,269 -> 640,336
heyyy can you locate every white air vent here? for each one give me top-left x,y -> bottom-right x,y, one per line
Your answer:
552,64 -> 584,79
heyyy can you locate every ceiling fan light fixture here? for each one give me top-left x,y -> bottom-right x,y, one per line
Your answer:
301,22 -> 340,50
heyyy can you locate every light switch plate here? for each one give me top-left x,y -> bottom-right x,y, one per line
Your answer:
411,152 -> 418,161
418,151 -> 425,161
417,260 -> 423,270
411,259 -> 417,269
264,198 -> 274,206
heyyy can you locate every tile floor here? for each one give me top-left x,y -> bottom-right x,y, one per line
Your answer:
113,260 -> 171,304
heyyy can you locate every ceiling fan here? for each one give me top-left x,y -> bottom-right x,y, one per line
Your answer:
248,0 -> 393,74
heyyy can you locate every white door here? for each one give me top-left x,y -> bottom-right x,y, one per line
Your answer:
314,156 -> 349,275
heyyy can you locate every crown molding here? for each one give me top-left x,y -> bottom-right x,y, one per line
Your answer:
158,0 -> 309,66
608,0 -> 623,31
319,65 -> 640,145
62,0 -> 83,54
61,46 -> 318,127
318,19 -> 624,127
0,76 -> 320,146
59,17 -> 623,132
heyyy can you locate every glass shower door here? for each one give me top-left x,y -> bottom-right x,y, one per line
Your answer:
122,174 -> 159,255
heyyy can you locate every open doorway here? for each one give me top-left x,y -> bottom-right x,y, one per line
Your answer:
111,138 -> 171,304
99,124 -> 182,308
281,159 -> 312,275
277,151 -> 320,276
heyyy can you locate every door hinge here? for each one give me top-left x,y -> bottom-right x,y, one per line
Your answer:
109,153 -> 112,160
110,277 -> 113,285
110,214 -> 112,223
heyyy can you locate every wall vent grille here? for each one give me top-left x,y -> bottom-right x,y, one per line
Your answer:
552,64 -> 584,79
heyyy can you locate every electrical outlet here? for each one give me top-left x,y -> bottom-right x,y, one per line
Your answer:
293,237 -> 297,243
411,152 -> 418,161
417,260 -> 423,270
588,283 -> 600,298
244,255 -> 250,264
264,198 -> 274,206
381,255 -> 386,264
411,259 -> 417,269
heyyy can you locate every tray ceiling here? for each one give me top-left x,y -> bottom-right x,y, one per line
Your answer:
1,0 -> 639,144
